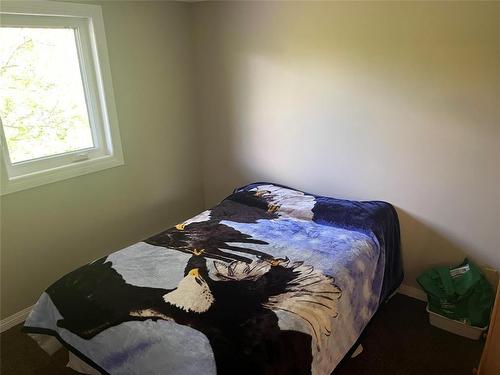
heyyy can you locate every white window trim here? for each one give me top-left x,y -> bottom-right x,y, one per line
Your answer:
0,1 -> 123,195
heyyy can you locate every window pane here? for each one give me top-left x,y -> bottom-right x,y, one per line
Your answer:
0,27 -> 94,163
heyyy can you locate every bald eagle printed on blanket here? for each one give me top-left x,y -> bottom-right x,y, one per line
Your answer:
24,183 -> 403,375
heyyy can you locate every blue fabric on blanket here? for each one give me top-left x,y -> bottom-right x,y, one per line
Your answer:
24,182 -> 403,375
233,182 -> 403,302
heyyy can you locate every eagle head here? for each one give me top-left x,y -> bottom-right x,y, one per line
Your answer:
163,268 -> 215,313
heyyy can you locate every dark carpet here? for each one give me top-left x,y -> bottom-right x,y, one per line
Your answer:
0,294 -> 484,375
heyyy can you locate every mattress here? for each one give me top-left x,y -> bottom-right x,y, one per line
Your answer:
23,182 -> 403,375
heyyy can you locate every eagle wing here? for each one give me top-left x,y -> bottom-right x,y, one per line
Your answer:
146,222 -> 272,263
263,261 -> 341,351
212,259 -> 341,352
48,258 -> 172,339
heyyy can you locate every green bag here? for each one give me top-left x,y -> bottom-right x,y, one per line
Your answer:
417,259 -> 494,327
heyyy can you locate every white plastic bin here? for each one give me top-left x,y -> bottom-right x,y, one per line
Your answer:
426,305 -> 487,340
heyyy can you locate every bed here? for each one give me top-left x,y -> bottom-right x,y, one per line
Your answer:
23,182 -> 403,375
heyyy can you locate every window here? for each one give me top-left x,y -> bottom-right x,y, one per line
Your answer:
0,1 -> 123,194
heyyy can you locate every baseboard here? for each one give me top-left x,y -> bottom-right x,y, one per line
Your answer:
398,284 -> 427,302
0,305 -> 33,333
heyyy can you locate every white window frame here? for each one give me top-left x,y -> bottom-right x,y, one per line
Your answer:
0,1 -> 123,195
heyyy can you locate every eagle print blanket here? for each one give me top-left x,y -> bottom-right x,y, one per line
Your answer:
24,183 -> 403,375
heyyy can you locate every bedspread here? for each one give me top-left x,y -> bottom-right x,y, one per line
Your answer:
24,183 -> 403,375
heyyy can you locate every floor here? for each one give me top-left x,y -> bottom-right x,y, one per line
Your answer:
0,294 -> 484,375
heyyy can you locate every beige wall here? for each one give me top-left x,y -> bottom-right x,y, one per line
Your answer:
193,2 -> 500,288
0,1 -> 203,319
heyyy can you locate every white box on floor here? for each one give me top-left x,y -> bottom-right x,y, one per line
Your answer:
426,305 -> 487,340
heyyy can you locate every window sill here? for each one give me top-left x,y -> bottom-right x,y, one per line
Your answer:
1,153 -> 124,195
